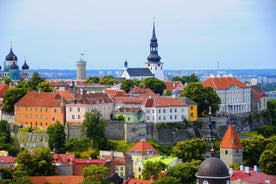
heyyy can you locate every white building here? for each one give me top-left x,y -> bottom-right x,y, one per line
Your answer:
202,75 -> 251,114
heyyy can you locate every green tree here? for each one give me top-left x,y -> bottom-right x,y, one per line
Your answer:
100,75 -> 118,85
267,99 -> 276,125
259,147 -> 276,175
2,87 -> 27,113
37,81 -> 53,92
172,74 -> 200,85
172,138 -> 205,162
141,161 -> 167,180
46,122 -> 66,153
256,125 -> 276,138
142,78 -> 166,95
82,109 -> 107,150
84,76 -> 100,83
0,120 -> 11,144
0,167 -> 33,184
0,77 -> 12,84
121,79 -> 140,93
16,147 -> 56,176
163,89 -> 172,96
166,160 -> 201,184
153,176 -> 181,184
66,138 -> 93,153
27,72 -> 45,91
81,164 -> 110,184
181,82 -> 220,116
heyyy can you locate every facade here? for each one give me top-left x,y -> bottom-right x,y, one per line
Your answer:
202,75 -> 251,114
251,85 -> 268,113
220,125 -> 243,167
65,91 -> 114,124
127,139 -> 159,179
0,46 -> 30,80
76,59 -> 86,80
179,97 -> 198,122
14,92 -> 66,128
115,107 -> 145,123
121,22 -> 164,81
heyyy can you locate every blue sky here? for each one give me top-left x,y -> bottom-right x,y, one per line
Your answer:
0,0 -> 275,70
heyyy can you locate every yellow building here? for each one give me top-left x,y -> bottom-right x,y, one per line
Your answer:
180,97 -> 198,122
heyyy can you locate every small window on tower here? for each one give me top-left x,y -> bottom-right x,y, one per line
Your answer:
158,63 -> 160,67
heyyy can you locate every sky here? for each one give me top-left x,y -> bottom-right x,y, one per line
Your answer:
0,0 -> 276,70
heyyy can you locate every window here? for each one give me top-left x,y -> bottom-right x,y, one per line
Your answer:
225,150 -> 228,155
138,168 -> 141,172
170,109 -> 172,113
152,109 -> 154,113
69,107 -> 72,112
163,116 -> 166,120
163,109 -> 166,113
78,115 -> 81,119
146,116 -> 150,120
158,109 -> 161,113
127,117 -> 131,121
191,106 -> 193,110
129,150 -> 134,155
158,116 -> 161,120
170,115 -> 172,120
45,108 -> 48,112
136,150 -> 141,155
155,66 -> 157,70
175,115 -> 177,119
174,109 -> 177,113
77,107 -> 80,112
72,115 -> 75,119
146,109 -> 150,113
120,167 -> 124,171
52,117 -> 55,121
54,108 -> 57,113
146,150 -> 153,155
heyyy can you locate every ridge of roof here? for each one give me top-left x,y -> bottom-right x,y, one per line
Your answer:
220,125 -> 242,149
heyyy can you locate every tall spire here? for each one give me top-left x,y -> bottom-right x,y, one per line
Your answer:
147,21 -> 161,63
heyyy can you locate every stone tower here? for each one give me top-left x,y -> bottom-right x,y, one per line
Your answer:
219,125 -> 243,167
145,22 -> 164,81
76,59 -> 86,80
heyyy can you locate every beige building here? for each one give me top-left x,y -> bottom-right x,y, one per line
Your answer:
76,59 -> 86,80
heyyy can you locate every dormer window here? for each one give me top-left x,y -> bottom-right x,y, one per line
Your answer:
129,150 -> 134,155
146,150 -> 153,155
136,150 -> 141,155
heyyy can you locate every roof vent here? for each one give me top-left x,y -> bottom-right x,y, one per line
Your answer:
244,166 -> 250,174
240,165 -> 244,171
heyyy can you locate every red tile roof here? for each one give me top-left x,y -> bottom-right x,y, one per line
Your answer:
147,97 -> 188,108
0,83 -> 9,98
129,87 -> 154,94
74,159 -> 107,164
202,76 -> 249,90
56,90 -> 76,100
15,92 -> 62,107
230,169 -> 276,183
127,140 -> 158,155
165,81 -> 184,91
0,155 -> 16,164
105,88 -> 127,99
52,153 -> 76,166
30,176 -> 83,184
124,178 -> 151,184
251,85 -> 267,100
220,125 -> 242,149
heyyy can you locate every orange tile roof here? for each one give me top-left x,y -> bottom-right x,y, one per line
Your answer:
30,176 -> 83,184
105,88 -> 127,99
0,83 -> 9,98
56,90 -> 76,100
15,92 -> 62,107
202,77 -> 249,90
149,97 -> 188,108
129,87 -> 154,94
125,178 -> 151,184
220,125 -> 242,149
127,140 -> 158,155
251,85 -> 266,100
165,81 -> 184,91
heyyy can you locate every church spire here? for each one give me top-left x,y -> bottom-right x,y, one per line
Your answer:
147,21 -> 161,63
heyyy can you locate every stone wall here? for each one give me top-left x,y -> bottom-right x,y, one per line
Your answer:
16,130 -> 48,151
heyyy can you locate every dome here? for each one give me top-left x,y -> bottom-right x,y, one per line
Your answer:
10,61 -> 18,70
196,157 -> 230,178
22,61 -> 29,70
147,51 -> 161,62
5,48 -> 18,61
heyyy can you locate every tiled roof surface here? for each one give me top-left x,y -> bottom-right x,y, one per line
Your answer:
105,88 -> 127,99
251,85 -> 267,100
30,176 -> 83,184
124,178 -> 151,184
0,155 -> 16,163
127,140 -> 158,155
56,90 -> 76,100
114,96 -> 144,105
52,153 -> 76,165
165,81 -> 184,91
0,83 -> 9,98
15,92 -> 62,107
129,87 -> 154,94
149,97 -> 188,108
202,77 -> 249,90
179,97 -> 197,105
126,68 -> 154,77
220,125 -> 242,149
230,169 -> 276,183
74,159 -> 107,164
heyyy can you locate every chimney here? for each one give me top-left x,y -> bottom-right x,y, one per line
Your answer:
229,168 -> 233,176
245,166 -> 250,174
240,165 -> 244,171
253,165 -> 258,172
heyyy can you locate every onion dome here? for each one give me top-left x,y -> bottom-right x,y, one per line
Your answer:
196,157 -> 230,179
124,60 -> 128,68
5,48 -> 18,61
22,60 -> 29,70
10,61 -> 18,70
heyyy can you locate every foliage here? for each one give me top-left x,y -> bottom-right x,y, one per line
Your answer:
65,138 -> 93,153
0,77 -> 11,84
0,167 -> 33,184
16,147 -> 56,176
106,139 -> 135,153
172,138 -> 205,162
2,87 -> 27,113
166,160 -> 201,184
181,82 -> 220,116
228,162 -> 240,170
163,89 -> 172,96
82,109 -> 107,150
267,99 -> 276,125
84,76 -> 100,83
259,147 -> 276,175
81,164 -> 110,184
99,75 -> 118,85
121,79 -> 140,93
172,74 -> 200,84
147,139 -> 172,156
27,72 -> 46,91
46,122 -> 66,153
152,176 -> 181,184
142,78 -> 166,95
256,125 -> 276,138
0,120 -> 11,144
141,161 -> 167,180
37,81 -> 53,92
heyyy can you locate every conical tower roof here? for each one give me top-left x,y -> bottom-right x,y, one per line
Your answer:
220,125 -> 242,149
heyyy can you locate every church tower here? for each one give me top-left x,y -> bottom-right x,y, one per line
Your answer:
145,22 -> 164,81
220,125 -> 243,167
